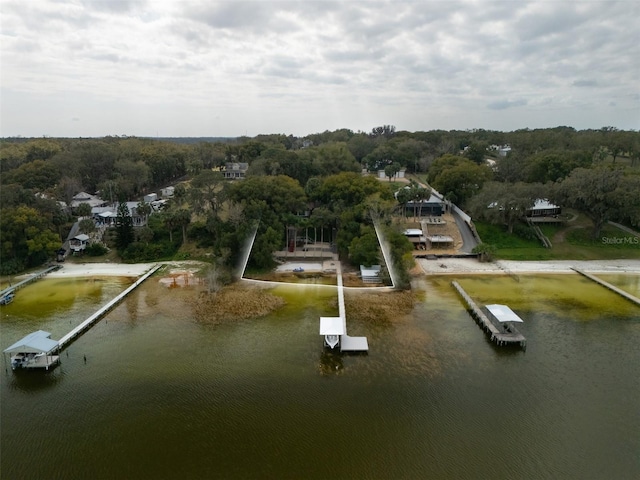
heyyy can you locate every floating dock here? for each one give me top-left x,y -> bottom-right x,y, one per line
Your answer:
451,281 -> 526,348
571,268 -> 640,307
0,265 -> 62,302
57,264 -> 162,349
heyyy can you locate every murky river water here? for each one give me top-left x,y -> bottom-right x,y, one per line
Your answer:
1,273 -> 639,479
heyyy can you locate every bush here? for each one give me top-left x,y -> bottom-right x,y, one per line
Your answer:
120,240 -> 180,262
0,258 -> 25,275
512,223 -> 537,241
85,243 -> 108,257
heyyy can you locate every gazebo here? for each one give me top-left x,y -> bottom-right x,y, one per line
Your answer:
3,330 -> 60,370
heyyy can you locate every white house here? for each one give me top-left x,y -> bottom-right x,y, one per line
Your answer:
71,192 -> 108,209
69,234 -> 90,253
223,162 -> 249,179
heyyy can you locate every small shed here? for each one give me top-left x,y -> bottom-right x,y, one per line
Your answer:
70,234 -> 90,253
160,186 -> 175,198
144,193 -> 158,203
360,265 -> 382,284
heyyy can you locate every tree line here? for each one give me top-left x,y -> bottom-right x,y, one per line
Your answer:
1,125 -> 639,277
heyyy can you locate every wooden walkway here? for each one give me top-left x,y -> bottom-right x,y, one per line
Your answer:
0,265 -> 62,300
451,281 -> 526,348
571,268 -> 640,307
58,264 -> 162,350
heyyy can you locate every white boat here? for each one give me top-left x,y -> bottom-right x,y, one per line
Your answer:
325,334 -> 339,349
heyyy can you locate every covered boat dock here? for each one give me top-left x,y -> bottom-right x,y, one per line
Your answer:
318,262 -> 369,352
485,304 -> 527,347
3,330 -> 60,370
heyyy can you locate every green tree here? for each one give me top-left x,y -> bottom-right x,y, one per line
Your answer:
115,202 -> 134,249
79,218 -> 96,235
349,228 -> 380,266
2,159 -> 61,190
469,181 -> 541,233
428,155 -> 492,205
250,226 -> 281,269
173,208 -> 192,244
555,167 -> 630,239
0,206 -> 61,271
189,170 -> 224,215
384,162 -> 401,182
136,201 -> 152,225
76,202 -> 92,218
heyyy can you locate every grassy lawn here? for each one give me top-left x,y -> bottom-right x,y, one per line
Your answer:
475,215 -> 640,260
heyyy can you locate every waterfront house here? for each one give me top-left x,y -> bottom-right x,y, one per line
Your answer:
223,162 -> 249,179
69,234 -> 90,253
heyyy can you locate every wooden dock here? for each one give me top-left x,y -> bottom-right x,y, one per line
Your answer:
451,281 -> 526,348
571,268 -> 640,307
0,265 -> 62,301
57,264 -> 162,350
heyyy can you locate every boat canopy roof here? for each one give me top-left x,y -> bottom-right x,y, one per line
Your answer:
3,330 -> 59,354
485,304 -> 524,323
319,317 -> 346,335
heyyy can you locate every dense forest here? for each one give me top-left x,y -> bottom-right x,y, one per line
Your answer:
1,126 -> 639,285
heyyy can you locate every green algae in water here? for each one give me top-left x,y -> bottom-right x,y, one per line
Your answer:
596,273 -> 640,297
451,274 -> 638,321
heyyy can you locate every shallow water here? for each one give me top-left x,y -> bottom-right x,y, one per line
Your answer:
1,273 -> 639,479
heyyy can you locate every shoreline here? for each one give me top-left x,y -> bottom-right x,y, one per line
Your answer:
417,258 -> 640,275
9,258 -> 640,282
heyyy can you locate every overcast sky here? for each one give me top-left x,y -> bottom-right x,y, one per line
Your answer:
1,0 -> 638,138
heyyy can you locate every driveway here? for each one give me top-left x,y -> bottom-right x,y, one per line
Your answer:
452,210 -> 479,253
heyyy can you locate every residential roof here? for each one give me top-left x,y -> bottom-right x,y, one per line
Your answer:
485,304 -> 524,323
3,330 -> 59,354
319,316 -> 346,335
73,234 -> 90,241
360,265 -> 381,276
530,199 -> 560,210
403,229 -> 423,236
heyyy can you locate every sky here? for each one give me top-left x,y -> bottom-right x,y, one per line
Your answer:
1,0 -> 638,138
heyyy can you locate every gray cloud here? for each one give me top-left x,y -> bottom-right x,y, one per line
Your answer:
1,0 -> 638,137
487,99 -> 528,110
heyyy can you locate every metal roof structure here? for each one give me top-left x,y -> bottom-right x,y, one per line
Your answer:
319,317 -> 346,336
3,330 -> 59,354
485,304 -> 524,323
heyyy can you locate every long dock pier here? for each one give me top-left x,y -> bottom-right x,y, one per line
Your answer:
571,268 -> 640,307
451,281 -> 526,348
58,264 -> 162,349
0,265 -> 62,300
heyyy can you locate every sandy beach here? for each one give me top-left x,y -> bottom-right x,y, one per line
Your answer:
418,258 -> 640,275
41,262 -> 158,278
22,258 -> 640,280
